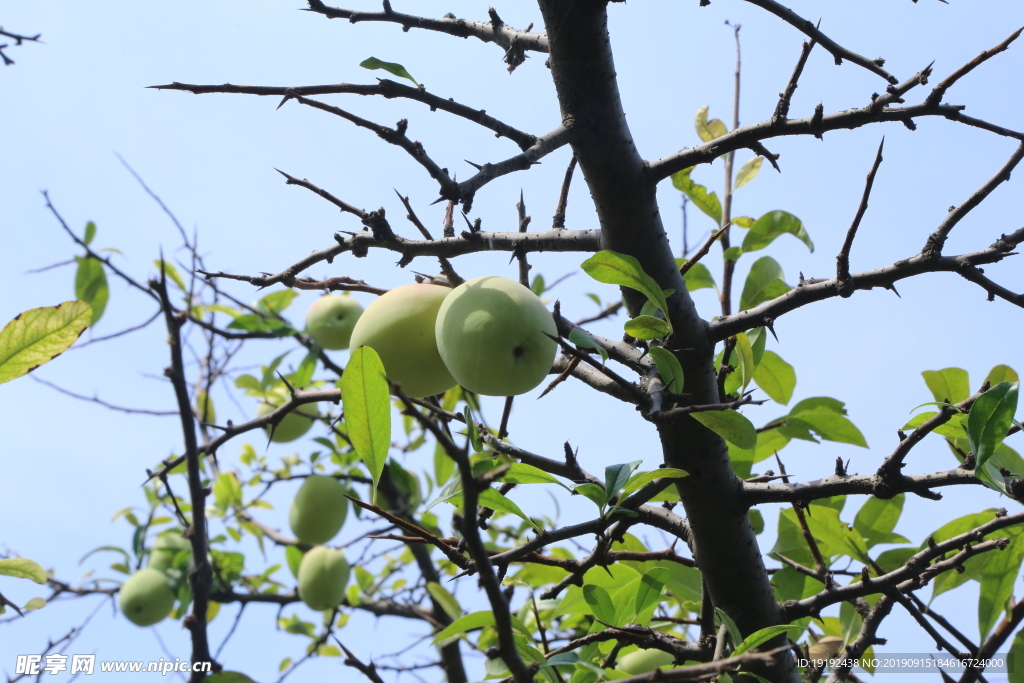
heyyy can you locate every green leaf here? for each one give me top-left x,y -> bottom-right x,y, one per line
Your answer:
285,546 -> 303,579
692,410 -> 757,449
853,494 -> 908,548
23,597 -> 46,611
1010,628 -> 1024,683
501,463 -> 568,489
154,260 -> 187,292
922,368 -> 970,404
723,246 -> 743,262
0,558 -> 47,583
671,167 -> 722,225
605,461 -> 643,499
979,532 -> 1024,640
621,468 -> 689,496
213,472 -> 243,513
257,289 -> 299,316
580,251 -> 671,326
809,507 -> 870,564
967,381 -> 1019,470
0,301 -> 91,385
83,221 -> 97,246
340,346 -> 391,503
733,156 -> 763,190
568,328 -> 609,365
359,57 -> 418,85
733,625 -> 806,656
788,398 -> 867,448
573,483 -> 608,510
753,351 -> 796,405
715,608 -> 743,648
735,332 -> 755,392
680,261 -> 717,292
634,567 -> 670,615
649,347 -> 685,393
624,315 -> 671,340
530,274 -> 546,296
74,257 -> 109,325
986,365 -> 1019,387
739,256 -> 791,311
748,509 -> 764,535
463,407 -> 483,453
451,487 -> 539,531
583,585 -> 617,624
431,610 -> 499,645
741,211 -> 813,253
748,327 -> 767,366
695,105 -> 728,142
426,582 -> 462,621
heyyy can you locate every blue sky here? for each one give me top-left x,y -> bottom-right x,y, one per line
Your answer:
3,1 -> 1023,681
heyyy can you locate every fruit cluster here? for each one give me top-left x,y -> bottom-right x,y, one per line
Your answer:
308,275 -> 558,400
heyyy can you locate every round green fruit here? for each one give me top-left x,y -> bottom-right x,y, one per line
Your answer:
147,532 -> 191,572
289,474 -> 349,544
305,294 -> 364,350
119,568 -> 176,627
435,276 -> 557,396
297,546 -> 350,611
348,283 -> 456,399
256,396 -> 319,443
617,648 -> 675,674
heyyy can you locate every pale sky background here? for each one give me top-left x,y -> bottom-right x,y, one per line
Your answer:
2,1 -> 1023,682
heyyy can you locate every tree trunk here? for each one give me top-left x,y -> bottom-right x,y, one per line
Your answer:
537,2 -> 799,680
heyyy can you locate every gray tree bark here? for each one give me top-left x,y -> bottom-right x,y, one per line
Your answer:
537,2 -> 800,680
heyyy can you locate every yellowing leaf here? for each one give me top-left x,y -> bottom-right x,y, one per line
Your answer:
0,302 -> 91,385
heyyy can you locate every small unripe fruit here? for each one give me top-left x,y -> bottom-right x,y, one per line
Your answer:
305,294 -> 364,350
119,568 -> 176,627
147,532 -> 191,572
348,283 -> 456,399
297,546 -> 350,611
256,396 -> 319,443
435,276 -> 557,396
617,648 -> 675,674
289,475 -> 349,544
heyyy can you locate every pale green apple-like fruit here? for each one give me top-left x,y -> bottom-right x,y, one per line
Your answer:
305,294 -> 364,350
119,568 -> 177,627
256,396 -> 319,443
617,648 -> 675,674
289,474 -> 349,544
348,283 -> 456,399
435,276 -> 557,396
297,546 -> 351,611
147,532 -> 191,572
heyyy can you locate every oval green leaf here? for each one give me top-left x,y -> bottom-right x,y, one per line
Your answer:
340,346 -> 391,503
0,301 -> 91,385
624,315 -> 671,340
692,409 -> 757,449
0,558 -> 47,584
648,347 -> 684,393
968,381 -> 1019,470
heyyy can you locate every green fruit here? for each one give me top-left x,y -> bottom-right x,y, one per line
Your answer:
147,532 -> 191,572
256,395 -> 319,443
289,474 -> 349,544
119,568 -> 176,627
617,648 -> 675,674
348,283 -> 456,399
435,276 -> 557,396
305,294 -> 364,350
297,546 -> 350,611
